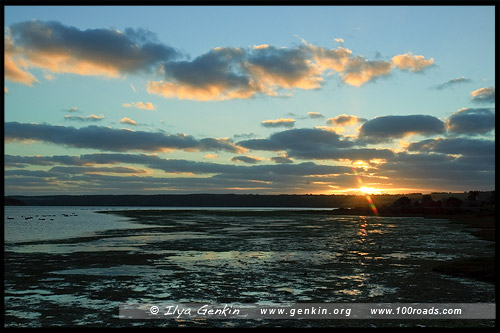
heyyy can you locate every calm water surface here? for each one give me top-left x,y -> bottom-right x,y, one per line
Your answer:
4,206 -> 495,327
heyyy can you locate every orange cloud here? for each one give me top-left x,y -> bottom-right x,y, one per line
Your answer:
261,118 -> 296,128
122,101 -> 155,110
4,36 -> 38,86
341,58 -> 393,87
245,61 -> 323,91
392,53 -> 434,72
121,117 -> 137,126
309,45 -> 352,72
147,80 -> 258,101
5,20 -> 179,84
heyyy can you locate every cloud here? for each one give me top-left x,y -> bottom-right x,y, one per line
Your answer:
65,106 -> 79,112
3,152 -> 346,181
334,38 -> 344,43
261,118 -> 296,128
327,114 -> 367,126
286,147 -> 395,161
245,45 -> 323,91
270,155 -> 294,164
471,87 -> 495,104
358,115 -> 445,142
64,114 -> 105,122
233,133 -> 257,140
122,101 -> 155,110
308,44 -> 352,72
5,122 -> 244,153
307,112 -> 324,119
4,35 -> 38,85
121,117 -> 137,126
308,43 -> 433,86
6,19 -> 436,101
150,40 -> 435,100
6,20 -> 179,81
4,168 -> 348,195
433,76 -> 472,90
148,47 -> 257,101
238,127 -> 394,161
231,155 -> 264,164
376,151 -> 494,190
7,19 -> 436,100
5,154 -> 91,168
341,57 -> 393,86
446,108 -> 495,135
407,137 -> 495,156
391,53 -> 434,72
5,152 -> 356,195
239,128 -> 352,151
49,165 -> 149,175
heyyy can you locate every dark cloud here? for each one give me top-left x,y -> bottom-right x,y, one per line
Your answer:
377,151 -> 494,189
446,108 -> 495,135
382,136 -> 495,189
8,20 -> 179,76
5,152 -> 353,194
162,47 -> 251,91
432,76 -> 471,90
407,137 -> 495,156
246,45 -> 321,89
5,148 -> 493,194
4,171 -> 336,195
270,155 -> 294,164
49,166 -> 148,174
471,87 -> 495,104
5,154 -> 88,168
358,115 -> 445,142
233,133 -> 257,140
148,45 -> 322,101
239,128 -> 352,152
4,153 -> 349,178
238,128 -> 394,161
288,147 -> 395,161
327,114 -> 367,126
230,156 -> 263,164
4,122 -> 243,153
307,112 -> 324,119
64,114 -> 105,122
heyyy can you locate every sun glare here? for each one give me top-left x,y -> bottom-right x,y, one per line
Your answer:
359,187 -> 376,194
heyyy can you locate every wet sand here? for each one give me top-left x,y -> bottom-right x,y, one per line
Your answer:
4,208 -> 494,328
328,207 -> 495,284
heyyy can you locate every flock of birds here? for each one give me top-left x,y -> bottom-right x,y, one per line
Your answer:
6,213 -> 78,221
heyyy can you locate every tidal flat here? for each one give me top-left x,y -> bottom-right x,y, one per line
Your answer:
4,208 -> 495,328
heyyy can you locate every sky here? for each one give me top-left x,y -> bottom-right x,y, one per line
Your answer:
4,5 -> 496,195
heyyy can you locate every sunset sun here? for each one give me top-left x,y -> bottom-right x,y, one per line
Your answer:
359,187 -> 377,195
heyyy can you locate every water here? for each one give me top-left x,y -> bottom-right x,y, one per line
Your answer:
4,207 -> 495,327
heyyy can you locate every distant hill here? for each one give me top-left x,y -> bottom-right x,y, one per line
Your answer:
4,197 -> 25,206
4,192 -> 494,208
